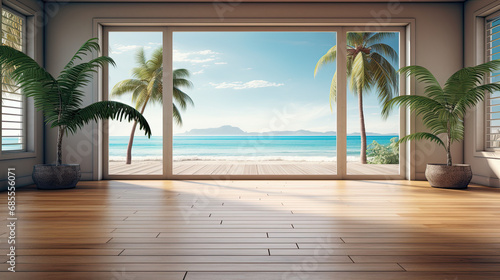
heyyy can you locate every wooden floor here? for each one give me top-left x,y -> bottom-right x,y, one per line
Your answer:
2,180 -> 500,279
109,160 -> 399,175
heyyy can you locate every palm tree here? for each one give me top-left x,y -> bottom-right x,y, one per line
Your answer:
111,47 -> 193,164
315,32 -> 399,164
0,38 -> 151,165
383,61 -> 500,166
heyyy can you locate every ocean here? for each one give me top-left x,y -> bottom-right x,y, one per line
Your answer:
108,135 -> 398,162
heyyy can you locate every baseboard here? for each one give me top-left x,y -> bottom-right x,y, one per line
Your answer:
415,172 -> 426,180
471,174 -> 500,188
80,172 -> 93,181
0,174 -> 33,191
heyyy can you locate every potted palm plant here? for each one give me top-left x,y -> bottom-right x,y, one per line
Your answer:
0,38 -> 151,189
383,61 -> 500,189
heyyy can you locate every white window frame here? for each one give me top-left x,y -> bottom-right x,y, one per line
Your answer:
0,1 -> 37,160
95,18 -> 415,180
485,11 -> 500,151
1,5 -> 27,153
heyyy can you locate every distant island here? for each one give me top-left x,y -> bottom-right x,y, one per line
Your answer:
175,125 -> 397,136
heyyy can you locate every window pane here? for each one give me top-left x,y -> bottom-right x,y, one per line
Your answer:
486,16 -> 500,149
2,8 -> 25,152
107,32 -> 163,175
172,32 -> 337,176
345,32 -> 400,175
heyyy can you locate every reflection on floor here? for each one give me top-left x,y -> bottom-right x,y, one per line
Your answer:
108,160 -> 399,175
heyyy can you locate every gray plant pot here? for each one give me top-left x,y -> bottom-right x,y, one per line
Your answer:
32,164 -> 81,190
425,164 -> 472,189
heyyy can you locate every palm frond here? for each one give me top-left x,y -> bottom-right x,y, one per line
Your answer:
149,48 -> 163,70
449,121 -> 464,143
382,95 -> 444,119
369,52 -> 398,107
58,56 -> 116,111
365,32 -> 397,45
421,111 -> 448,135
346,33 -> 364,47
173,88 -> 194,110
444,60 -> 500,105
0,45 -> 60,121
173,68 -> 189,77
396,132 -> 445,148
314,45 -> 337,77
329,71 -> 337,110
135,48 -> 148,69
63,101 -> 151,137
398,65 -> 445,103
134,91 -> 151,110
111,79 -> 147,97
454,83 -> 500,115
63,38 -> 101,69
350,52 -> 371,93
368,43 -> 399,63
173,103 -> 182,125
111,47 -> 193,126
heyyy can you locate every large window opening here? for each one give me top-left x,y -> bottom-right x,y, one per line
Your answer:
102,26 -> 406,179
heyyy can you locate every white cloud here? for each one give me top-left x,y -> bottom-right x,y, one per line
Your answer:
173,49 -> 221,64
193,69 -> 205,75
210,80 -> 284,90
197,50 -> 218,55
215,62 -> 228,65
110,44 -> 152,55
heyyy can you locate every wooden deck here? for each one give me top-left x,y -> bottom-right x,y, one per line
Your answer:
109,160 -> 399,175
1,180 -> 500,279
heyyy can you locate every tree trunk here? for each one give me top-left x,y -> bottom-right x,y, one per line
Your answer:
358,90 -> 367,164
56,126 -> 64,166
125,99 -> 149,165
446,132 -> 452,166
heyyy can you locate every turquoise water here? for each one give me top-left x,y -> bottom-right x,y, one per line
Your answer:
1,137 -> 22,151
109,135 -> 398,161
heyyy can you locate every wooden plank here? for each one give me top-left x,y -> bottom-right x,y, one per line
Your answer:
14,249 -> 123,256
401,262 -> 500,272
351,255 -> 500,263
342,237 -> 500,243
0,263 -> 404,272
185,272 -> 500,280
0,272 -> 185,280
17,255 -> 351,264
121,249 -> 270,256
15,232 -> 160,238
3,242 -> 297,250
271,248 -> 500,256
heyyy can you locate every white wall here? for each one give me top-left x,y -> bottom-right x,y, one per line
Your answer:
43,2 -> 464,180
0,0 -> 44,190
464,0 -> 500,187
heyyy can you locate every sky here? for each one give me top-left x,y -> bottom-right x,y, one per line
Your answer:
107,31 -> 399,137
